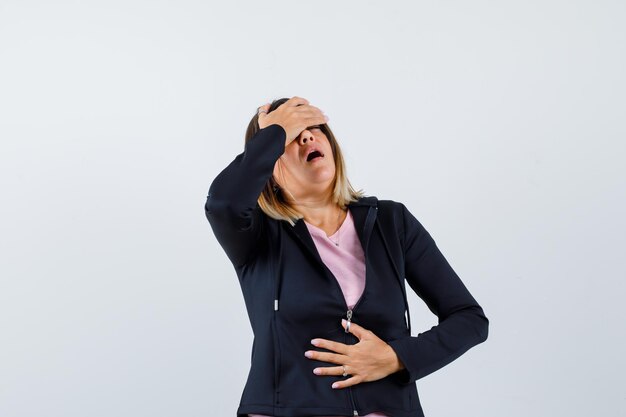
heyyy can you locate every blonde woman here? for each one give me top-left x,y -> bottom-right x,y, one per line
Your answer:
204,96 -> 489,417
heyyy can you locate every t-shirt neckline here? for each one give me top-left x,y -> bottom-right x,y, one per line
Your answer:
304,209 -> 351,239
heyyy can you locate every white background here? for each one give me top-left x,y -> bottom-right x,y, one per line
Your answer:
1,1 -> 625,416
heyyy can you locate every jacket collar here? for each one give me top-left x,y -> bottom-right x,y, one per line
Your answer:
285,195 -> 379,283
347,195 -> 378,207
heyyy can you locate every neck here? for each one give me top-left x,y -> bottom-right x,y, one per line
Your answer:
286,190 -> 344,228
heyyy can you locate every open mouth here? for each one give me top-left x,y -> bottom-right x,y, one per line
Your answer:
306,150 -> 324,162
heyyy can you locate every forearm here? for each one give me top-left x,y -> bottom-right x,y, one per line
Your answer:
388,305 -> 488,385
390,202 -> 490,385
204,124 -> 286,267
206,124 -> 286,208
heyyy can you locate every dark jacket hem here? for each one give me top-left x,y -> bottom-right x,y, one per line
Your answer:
236,403 -> 425,417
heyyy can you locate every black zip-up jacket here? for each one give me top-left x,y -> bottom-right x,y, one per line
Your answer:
204,124 -> 489,417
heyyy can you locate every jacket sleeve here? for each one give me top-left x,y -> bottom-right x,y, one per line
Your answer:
387,202 -> 489,385
204,124 -> 286,268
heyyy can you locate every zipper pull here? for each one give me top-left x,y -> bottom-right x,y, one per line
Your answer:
345,309 -> 352,333
353,409 -> 359,415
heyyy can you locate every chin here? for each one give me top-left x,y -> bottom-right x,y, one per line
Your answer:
304,169 -> 334,183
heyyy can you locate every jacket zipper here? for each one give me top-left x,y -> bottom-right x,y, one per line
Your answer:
342,206 -> 376,416
307,205 -> 376,416
321,263 -> 366,416
345,309 -> 359,416
334,211 -> 375,417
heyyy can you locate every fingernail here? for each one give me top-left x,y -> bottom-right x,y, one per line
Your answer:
313,368 -> 321,375
341,319 -> 346,326
332,383 -> 339,389
304,351 -> 312,358
324,115 -> 329,121
311,339 -> 319,346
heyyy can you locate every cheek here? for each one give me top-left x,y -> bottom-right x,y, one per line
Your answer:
284,147 -> 301,163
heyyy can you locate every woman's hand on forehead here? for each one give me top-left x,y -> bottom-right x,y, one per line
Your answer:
257,96 -> 328,145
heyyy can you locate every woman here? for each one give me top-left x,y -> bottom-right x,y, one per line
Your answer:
204,96 -> 489,417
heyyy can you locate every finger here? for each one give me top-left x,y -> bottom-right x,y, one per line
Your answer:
312,365 -> 346,376
341,319 -> 371,341
294,104 -> 324,117
293,104 -> 320,112
307,107 -> 328,123
288,96 -> 309,107
332,375 -> 361,389
303,114 -> 329,127
306,105 -> 328,120
309,105 -> 324,115
311,338 -> 349,355
305,350 -> 346,364
257,103 -> 270,114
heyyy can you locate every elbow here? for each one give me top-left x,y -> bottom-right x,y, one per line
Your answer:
474,308 -> 489,343
458,304 -> 489,344
204,193 -> 232,226
204,193 -> 216,217
204,194 -> 218,223
204,194 -> 256,233
205,193 -> 233,219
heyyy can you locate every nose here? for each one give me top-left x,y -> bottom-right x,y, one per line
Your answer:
298,129 -> 315,145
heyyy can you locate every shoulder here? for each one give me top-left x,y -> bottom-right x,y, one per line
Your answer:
349,195 -> 423,230
376,198 -> 405,212
350,194 -> 406,212
369,196 -> 412,219
374,197 -> 426,233
356,195 -> 415,229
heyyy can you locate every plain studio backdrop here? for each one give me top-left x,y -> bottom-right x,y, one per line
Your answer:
1,1 -> 624,416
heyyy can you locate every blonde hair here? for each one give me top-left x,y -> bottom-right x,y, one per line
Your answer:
244,98 -> 366,226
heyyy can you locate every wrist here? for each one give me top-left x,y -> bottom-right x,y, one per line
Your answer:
386,345 -> 406,373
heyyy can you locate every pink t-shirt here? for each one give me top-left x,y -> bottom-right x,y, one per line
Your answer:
248,209 -> 389,417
